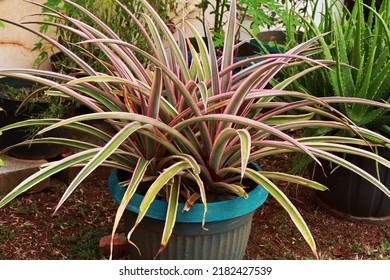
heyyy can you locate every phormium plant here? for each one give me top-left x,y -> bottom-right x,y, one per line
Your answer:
0,0 -> 390,259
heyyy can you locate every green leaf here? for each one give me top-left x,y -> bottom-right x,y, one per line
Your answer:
126,161 -> 190,245
188,42 -> 205,81
350,1 -> 363,70
259,171 -> 328,191
219,167 -> 319,259
197,82 -> 209,112
312,149 -> 390,198
204,20 -> 221,98
186,23 -> 211,82
209,182 -> 248,198
39,112 -> 205,165
139,0 -> 191,83
367,60 -> 390,101
156,176 -> 180,258
263,112 -> 315,125
0,149 -> 99,208
220,0 -> 237,92
209,128 -> 251,176
176,113 -> 321,167
145,67 -> 163,159
304,142 -> 390,170
110,158 -> 150,259
54,121 -> 146,213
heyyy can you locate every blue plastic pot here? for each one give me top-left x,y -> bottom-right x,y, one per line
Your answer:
108,166 -> 268,260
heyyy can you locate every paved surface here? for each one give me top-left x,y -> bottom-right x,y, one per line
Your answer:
0,154 -> 50,199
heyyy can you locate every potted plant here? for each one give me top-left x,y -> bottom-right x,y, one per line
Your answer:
287,0 -> 390,224
189,0 -> 294,66
0,76 -> 70,159
0,0 -> 390,259
34,0 -> 177,119
35,0 -> 176,74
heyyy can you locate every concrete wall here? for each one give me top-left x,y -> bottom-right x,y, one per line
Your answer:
0,0 -> 53,69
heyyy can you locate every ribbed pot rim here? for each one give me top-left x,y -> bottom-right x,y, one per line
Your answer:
108,165 -> 268,223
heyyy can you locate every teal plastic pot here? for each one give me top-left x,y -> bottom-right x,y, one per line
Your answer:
108,167 -> 268,260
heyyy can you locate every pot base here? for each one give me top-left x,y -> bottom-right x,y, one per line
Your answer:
312,146 -> 390,225
108,168 -> 268,260
124,210 -> 254,260
316,195 -> 390,225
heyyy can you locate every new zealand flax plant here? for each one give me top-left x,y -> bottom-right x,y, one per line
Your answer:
0,0 -> 390,259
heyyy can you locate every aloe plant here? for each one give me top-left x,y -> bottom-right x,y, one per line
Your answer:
0,0 -> 390,259
296,0 -> 390,136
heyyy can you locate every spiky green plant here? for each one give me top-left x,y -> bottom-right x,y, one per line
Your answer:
0,0 -> 390,259
291,0 -> 390,136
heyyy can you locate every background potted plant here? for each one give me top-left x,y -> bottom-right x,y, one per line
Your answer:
34,0 -> 176,74
0,0 -> 390,259
283,0 -> 390,224
0,76 -> 70,159
244,0 -> 310,52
